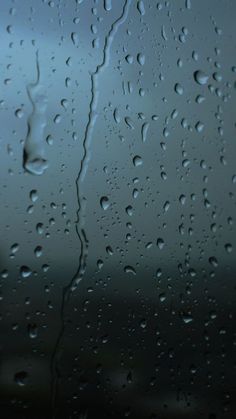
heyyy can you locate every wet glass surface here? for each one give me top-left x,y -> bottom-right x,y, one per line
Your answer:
0,1 -> 236,418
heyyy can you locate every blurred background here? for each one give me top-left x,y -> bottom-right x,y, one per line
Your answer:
0,0 -> 236,417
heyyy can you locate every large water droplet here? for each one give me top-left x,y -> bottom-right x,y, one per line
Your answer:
23,52 -> 48,175
194,70 -> 209,85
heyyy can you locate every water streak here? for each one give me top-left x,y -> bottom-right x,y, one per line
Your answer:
50,1 -> 131,416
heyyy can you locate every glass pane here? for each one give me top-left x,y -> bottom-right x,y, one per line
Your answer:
0,1 -> 236,418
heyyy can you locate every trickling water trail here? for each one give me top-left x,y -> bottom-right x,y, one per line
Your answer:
23,50 -> 48,175
50,1 -> 131,416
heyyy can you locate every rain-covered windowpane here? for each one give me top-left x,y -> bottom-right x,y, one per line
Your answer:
1,1 -> 236,418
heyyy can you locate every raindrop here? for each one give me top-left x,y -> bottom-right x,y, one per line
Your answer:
15,108 -> 24,119
20,266 -> 32,278
209,256 -> 218,267
137,53 -> 145,66
182,314 -> 193,324
30,189 -> 38,202
36,223 -> 44,235
125,54 -> 133,64
97,259 -> 104,270
126,205 -> 133,216
124,265 -> 136,275
141,122 -> 149,142
225,243 -> 232,253
104,0 -> 112,11
194,70 -> 209,85
195,121 -> 204,133
140,319 -> 147,328
14,371 -> 28,386
71,32 -> 79,46
34,246 -> 42,257
175,83 -> 184,95
137,0 -> 145,16
11,243 -> 19,254
28,323 -> 38,339
133,155 -> 143,167
23,52 -> 48,175
100,196 -> 110,210
157,238 -> 165,250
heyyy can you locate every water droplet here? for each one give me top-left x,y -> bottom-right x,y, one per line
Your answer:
20,266 -> 32,278
140,319 -> 147,328
195,121 -> 204,133
36,223 -> 44,235
179,194 -> 186,205
71,32 -> 79,46
159,293 -> 166,302
100,196 -> 110,210
125,54 -> 133,64
141,122 -> 149,142
124,265 -> 136,275
11,243 -> 19,254
113,107 -> 121,123
209,256 -> 218,267
14,371 -> 28,386
163,201 -> 170,212
157,238 -> 165,250
126,205 -> 133,216
28,323 -> 38,339
175,83 -> 184,95
133,155 -> 143,167
97,259 -> 104,270
15,108 -> 24,119
34,246 -> 42,257
225,243 -> 232,254
137,0 -> 145,15
29,189 -> 38,202
194,70 -> 209,85
137,53 -> 145,66
23,52 -> 48,175
104,0 -> 112,11
196,95 -> 205,104
182,314 -> 193,324
186,0 -> 191,9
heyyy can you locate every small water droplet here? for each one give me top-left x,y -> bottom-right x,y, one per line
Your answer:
195,121 -> 204,133
34,246 -> 42,257
20,266 -> 32,278
182,314 -> 193,324
15,108 -> 24,119
175,83 -> 184,95
14,371 -> 28,386
28,323 -> 38,339
124,265 -> 136,275
133,155 -> 143,167
157,238 -> 165,250
100,196 -> 110,210
209,256 -> 218,267
126,205 -> 133,216
11,243 -> 19,254
30,189 -> 38,202
225,243 -> 232,254
137,53 -> 145,66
